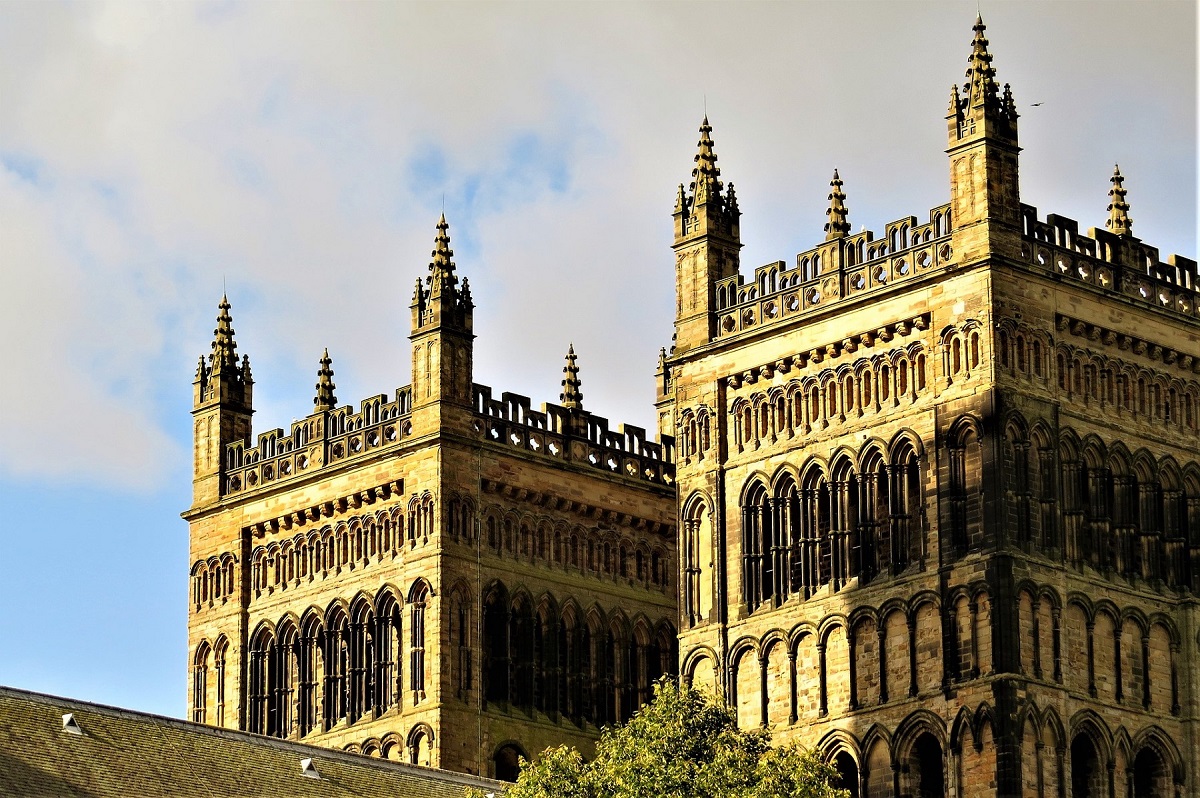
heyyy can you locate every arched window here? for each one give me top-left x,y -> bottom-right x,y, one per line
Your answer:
799,467 -> 831,596
559,610 -> 578,725
510,594 -> 535,714
907,733 -> 944,798
683,500 -> 713,627
1070,733 -> 1104,798
830,459 -> 859,590
322,610 -> 349,729
213,637 -> 228,727
1132,744 -> 1171,798
534,601 -> 559,717
948,423 -> 981,556
247,629 -> 269,734
483,584 -> 510,709
192,642 -> 211,723
296,617 -> 323,735
347,604 -> 375,723
450,588 -> 473,701
580,617 -> 598,725
493,743 -> 527,783
740,481 -> 771,611
409,583 -> 429,703
409,726 -> 433,767
1005,427 -> 1032,549
249,624 -> 294,738
831,751 -> 859,797
1031,429 -> 1057,553
608,621 -> 632,724
892,443 -> 922,572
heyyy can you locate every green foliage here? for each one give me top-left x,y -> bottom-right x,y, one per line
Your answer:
468,681 -> 850,798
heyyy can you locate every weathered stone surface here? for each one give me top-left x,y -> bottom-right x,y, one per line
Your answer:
184,219 -> 677,780
662,16 -> 1197,798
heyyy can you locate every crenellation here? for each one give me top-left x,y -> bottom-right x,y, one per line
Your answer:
713,206 -> 953,340
471,382 -> 675,485
1019,204 -> 1199,320
222,389 -> 415,496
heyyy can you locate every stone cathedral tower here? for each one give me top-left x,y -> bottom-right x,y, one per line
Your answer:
184,218 -> 678,780
658,16 -> 1198,798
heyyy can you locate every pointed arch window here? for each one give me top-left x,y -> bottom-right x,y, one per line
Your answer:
451,589 -> 473,701
830,460 -> 859,590
322,612 -> 349,729
192,642 -> 210,723
297,619 -> 321,736
799,468 -> 831,597
214,638 -> 228,727
534,603 -> 558,717
740,482 -> 771,611
409,583 -> 429,703
482,584 -> 510,709
684,501 -> 713,626
948,424 -> 980,556
510,595 -> 535,714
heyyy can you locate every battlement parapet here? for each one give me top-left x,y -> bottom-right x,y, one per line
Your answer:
216,376 -> 674,500
714,204 -> 953,339
472,385 -> 675,487
222,387 -> 414,496
1020,204 -> 1198,319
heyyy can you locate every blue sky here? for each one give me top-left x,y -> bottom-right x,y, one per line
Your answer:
0,1 -> 1195,718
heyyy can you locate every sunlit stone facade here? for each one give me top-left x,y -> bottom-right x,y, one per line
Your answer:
657,17 -> 1198,798
184,216 -> 677,779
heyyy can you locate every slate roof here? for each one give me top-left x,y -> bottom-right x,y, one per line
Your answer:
0,686 -> 505,798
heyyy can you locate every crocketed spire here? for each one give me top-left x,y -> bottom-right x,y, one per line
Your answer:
560,343 -> 583,410
1106,164 -> 1133,236
314,348 -> 337,412
674,183 -> 688,215
429,213 -> 456,282
196,292 -> 251,407
824,169 -> 850,240
948,83 -> 961,116
965,14 -> 1000,108
210,294 -> 239,375
689,116 -> 723,206
725,182 -> 740,215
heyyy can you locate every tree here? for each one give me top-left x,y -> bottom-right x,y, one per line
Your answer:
470,680 -> 850,798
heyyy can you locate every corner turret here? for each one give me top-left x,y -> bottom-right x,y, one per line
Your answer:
672,116 -> 742,353
947,15 -> 1022,262
191,294 -> 254,506
410,215 -> 475,419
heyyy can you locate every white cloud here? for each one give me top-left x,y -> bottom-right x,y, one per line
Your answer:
0,1 -> 1194,489
0,166 -> 181,489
